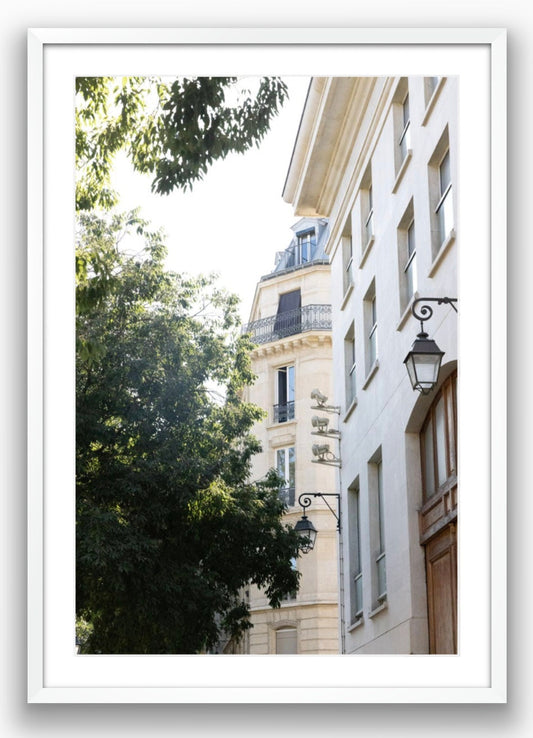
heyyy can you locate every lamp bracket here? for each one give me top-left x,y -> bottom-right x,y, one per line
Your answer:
412,296 -> 458,333
311,429 -> 341,439
298,492 -> 341,531
310,403 -> 341,414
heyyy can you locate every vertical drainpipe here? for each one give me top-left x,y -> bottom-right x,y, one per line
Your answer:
337,464 -> 346,654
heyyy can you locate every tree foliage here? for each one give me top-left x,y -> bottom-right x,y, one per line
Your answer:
76,76 -> 288,212
76,213 -> 301,653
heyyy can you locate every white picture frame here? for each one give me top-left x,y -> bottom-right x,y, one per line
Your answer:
27,27 -> 507,703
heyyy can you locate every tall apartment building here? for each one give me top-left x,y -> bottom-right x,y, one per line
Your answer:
283,77 -> 458,654
236,217 -> 340,655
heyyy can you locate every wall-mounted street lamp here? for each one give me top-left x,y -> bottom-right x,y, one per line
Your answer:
404,296 -> 457,395
310,388 -> 340,414
294,492 -> 341,553
311,415 -> 341,438
311,443 -> 341,467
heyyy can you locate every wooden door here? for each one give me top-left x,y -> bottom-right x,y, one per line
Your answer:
419,372 -> 458,654
425,523 -> 457,654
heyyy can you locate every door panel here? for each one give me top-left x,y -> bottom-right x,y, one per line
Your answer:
425,525 -> 457,654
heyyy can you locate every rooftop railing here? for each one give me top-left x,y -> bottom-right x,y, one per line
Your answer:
242,304 -> 332,346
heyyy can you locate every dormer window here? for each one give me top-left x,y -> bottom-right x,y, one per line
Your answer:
295,229 -> 316,265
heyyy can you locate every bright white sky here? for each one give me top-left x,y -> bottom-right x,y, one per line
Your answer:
111,77 -> 310,323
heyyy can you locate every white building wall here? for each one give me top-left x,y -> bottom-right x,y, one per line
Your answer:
284,76 -> 458,654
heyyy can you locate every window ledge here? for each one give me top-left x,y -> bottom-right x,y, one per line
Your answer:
428,228 -> 456,278
362,359 -> 379,390
343,397 -> 358,422
396,291 -> 420,332
359,235 -> 375,269
267,419 -> 297,433
421,78 -> 446,126
347,616 -> 364,632
369,598 -> 388,618
392,150 -> 412,193
340,282 -> 354,311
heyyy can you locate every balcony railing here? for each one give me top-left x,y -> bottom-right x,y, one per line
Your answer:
278,486 -> 296,507
242,304 -> 332,346
273,401 -> 295,423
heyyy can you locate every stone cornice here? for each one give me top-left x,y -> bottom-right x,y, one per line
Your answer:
251,331 -> 332,358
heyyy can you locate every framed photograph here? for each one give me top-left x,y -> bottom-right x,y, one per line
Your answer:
28,27 -> 506,703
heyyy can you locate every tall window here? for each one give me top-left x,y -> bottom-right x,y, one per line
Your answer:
274,289 -> 301,338
405,220 -> 417,300
424,76 -> 442,107
398,200 -> 417,310
399,90 -> 411,161
392,79 -> 411,184
364,282 -> 378,375
365,184 -> 375,244
282,558 -> 298,602
369,452 -> 386,606
348,480 -> 363,621
429,128 -> 454,259
437,149 -> 453,245
276,446 -> 295,506
359,163 -> 375,259
296,229 -> 316,264
344,324 -> 357,408
342,234 -> 354,296
369,296 -> 377,367
421,372 -> 457,501
275,365 -> 295,422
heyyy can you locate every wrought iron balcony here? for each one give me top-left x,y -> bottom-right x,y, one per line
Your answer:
273,401 -> 295,423
278,486 -> 296,507
242,304 -> 332,346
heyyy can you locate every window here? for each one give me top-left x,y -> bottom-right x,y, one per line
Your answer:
276,446 -> 295,506
369,296 -> 377,367
364,282 -> 378,376
392,79 -> 412,186
359,163 -> 375,262
369,452 -> 386,606
274,289 -> 301,338
348,480 -> 363,621
376,460 -> 386,601
429,128 -> 454,259
365,184 -> 375,243
274,365 -> 295,422
424,76 -> 441,106
420,372 -> 457,501
296,229 -> 316,264
275,627 -> 297,654
399,90 -> 411,162
342,234 -> 354,296
283,229 -> 316,268
344,324 -> 357,408
437,150 -> 453,244
397,200 -> 417,311
282,558 -> 298,602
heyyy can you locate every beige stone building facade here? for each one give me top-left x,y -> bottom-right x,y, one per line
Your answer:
236,217 -> 340,655
283,77 -> 458,654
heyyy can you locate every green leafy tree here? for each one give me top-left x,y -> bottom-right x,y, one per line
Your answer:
76,76 -> 288,212
76,213 -> 301,653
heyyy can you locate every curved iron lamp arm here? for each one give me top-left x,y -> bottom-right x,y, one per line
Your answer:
298,492 -> 341,531
412,296 -> 458,333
